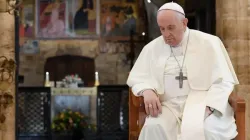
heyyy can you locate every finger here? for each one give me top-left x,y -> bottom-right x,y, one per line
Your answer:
156,99 -> 162,114
150,107 -> 154,117
152,101 -> 158,117
144,101 -> 149,115
149,103 -> 154,116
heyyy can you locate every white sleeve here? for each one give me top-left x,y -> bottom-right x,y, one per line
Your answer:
127,45 -> 156,96
206,79 -> 234,116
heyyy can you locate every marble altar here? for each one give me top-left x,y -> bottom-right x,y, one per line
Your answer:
51,87 -> 97,124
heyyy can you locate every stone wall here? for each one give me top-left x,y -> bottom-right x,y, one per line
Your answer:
19,39 -> 144,86
216,0 -> 249,139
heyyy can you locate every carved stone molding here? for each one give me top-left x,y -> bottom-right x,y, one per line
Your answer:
0,56 -> 15,130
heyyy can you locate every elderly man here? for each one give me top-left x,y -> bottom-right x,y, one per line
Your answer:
127,2 -> 239,140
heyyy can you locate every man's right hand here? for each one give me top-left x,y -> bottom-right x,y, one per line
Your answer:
142,89 -> 162,117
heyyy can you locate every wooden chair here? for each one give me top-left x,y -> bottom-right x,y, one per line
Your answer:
129,90 -> 246,140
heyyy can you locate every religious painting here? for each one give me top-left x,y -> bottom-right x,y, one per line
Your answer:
36,0 -> 67,38
36,0 -> 98,39
20,40 -> 39,54
19,2 -> 35,38
67,0 -> 98,36
100,0 -> 138,37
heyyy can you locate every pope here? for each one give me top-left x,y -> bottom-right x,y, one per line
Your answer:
127,2 -> 239,140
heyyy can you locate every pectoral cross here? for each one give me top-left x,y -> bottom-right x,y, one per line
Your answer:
175,70 -> 187,88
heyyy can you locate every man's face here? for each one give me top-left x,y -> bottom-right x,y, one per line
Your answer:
157,10 -> 188,46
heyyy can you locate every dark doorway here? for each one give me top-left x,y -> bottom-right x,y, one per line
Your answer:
44,55 -> 95,87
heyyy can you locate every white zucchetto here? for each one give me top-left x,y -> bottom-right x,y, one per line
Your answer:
158,2 -> 185,16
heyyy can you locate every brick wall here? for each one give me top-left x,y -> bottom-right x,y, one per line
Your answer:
19,39 -> 144,86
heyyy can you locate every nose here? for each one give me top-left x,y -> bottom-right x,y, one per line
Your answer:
162,30 -> 171,38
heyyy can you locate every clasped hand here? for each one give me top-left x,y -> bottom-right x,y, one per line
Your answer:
142,90 -> 162,117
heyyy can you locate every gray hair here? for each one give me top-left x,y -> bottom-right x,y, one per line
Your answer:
175,11 -> 185,21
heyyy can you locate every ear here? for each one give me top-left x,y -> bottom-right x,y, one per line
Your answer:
183,18 -> 188,27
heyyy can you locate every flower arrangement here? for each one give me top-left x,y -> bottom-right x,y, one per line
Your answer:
51,109 -> 96,133
61,74 -> 84,88
63,74 -> 83,85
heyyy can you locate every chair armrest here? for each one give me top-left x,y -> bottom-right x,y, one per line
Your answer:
229,93 -> 246,140
229,93 -> 245,112
131,93 -> 140,107
130,93 -> 147,130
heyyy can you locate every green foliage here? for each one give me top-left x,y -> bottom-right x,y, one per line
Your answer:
51,109 -> 96,133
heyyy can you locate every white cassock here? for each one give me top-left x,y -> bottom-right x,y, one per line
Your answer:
127,27 -> 239,140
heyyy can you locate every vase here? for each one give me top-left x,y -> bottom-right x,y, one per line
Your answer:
68,83 -> 78,88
